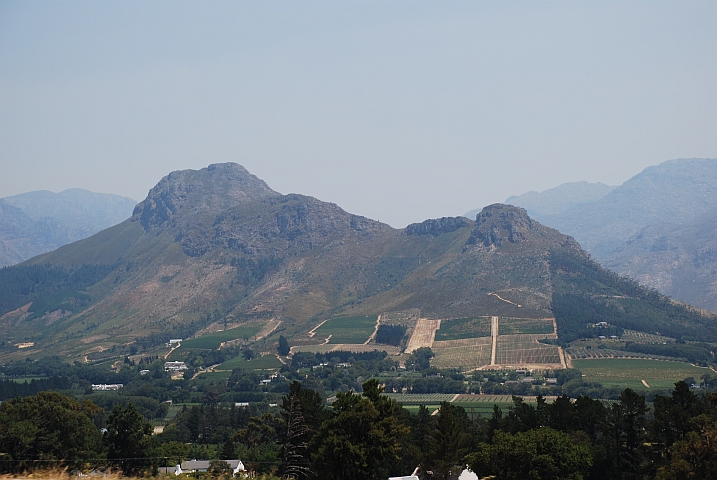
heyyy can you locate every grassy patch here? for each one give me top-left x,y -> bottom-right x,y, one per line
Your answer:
573,358 -> 710,390
499,317 -> 554,335
314,316 -> 377,344
435,317 -> 491,341
178,324 -> 263,350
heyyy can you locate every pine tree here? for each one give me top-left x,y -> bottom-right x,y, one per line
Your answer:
281,392 -> 312,479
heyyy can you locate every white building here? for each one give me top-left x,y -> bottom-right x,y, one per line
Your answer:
91,384 -> 123,391
164,361 -> 188,371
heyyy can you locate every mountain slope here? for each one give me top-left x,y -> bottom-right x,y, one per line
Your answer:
0,189 -> 137,267
0,163 -> 713,361
604,212 -> 717,313
536,158 -> 717,259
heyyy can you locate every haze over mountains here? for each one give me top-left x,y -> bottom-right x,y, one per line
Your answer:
0,162 -> 712,362
489,158 -> 717,313
0,189 -> 137,267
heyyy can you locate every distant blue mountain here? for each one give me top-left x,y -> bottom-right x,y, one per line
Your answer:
0,189 -> 136,267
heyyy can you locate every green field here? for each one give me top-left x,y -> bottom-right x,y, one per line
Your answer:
314,316 -> 377,344
219,353 -> 284,370
435,317 -> 491,341
177,324 -> 263,350
573,358 -> 710,390
499,317 -> 554,335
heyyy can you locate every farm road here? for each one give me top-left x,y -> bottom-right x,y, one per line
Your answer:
490,316 -> 499,366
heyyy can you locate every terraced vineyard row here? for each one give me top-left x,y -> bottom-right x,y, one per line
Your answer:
383,393 -> 455,404
495,334 -> 561,365
432,341 -> 492,369
568,347 -> 684,362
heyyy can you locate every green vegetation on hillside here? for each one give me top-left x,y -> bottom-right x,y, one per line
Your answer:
313,316 -> 377,344
179,324 -> 263,350
0,263 -> 115,318
550,250 -> 717,343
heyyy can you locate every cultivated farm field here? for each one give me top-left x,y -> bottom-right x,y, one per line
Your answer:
383,393 -> 455,404
405,319 -> 441,353
178,324 -> 263,350
292,344 -> 401,355
431,337 -> 492,369
573,358 -> 710,390
313,316 -> 378,344
496,334 -> 562,365
498,317 -> 555,335
435,317 -> 491,341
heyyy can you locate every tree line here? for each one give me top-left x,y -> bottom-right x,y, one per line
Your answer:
3,379 -> 717,479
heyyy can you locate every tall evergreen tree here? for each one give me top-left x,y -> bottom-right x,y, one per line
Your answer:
105,403 -> 153,475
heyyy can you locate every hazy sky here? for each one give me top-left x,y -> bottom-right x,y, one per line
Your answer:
2,1 -> 716,227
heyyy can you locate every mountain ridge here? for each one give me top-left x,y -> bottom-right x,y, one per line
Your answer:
0,163 -> 712,361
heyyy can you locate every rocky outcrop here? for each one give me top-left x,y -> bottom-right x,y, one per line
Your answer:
405,217 -> 473,236
134,163 -> 280,231
467,204 -> 540,247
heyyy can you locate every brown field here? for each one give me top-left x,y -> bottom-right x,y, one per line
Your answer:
405,319 -> 441,353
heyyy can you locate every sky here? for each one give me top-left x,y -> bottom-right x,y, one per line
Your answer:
1,1 -> 716,228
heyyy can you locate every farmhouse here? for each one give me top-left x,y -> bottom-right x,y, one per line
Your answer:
164,361 -> 188,371
176,460 -> 246,476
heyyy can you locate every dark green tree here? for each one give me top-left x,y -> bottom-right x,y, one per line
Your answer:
426,402 -> 472,480
312,379 -> 409,480
467,427 -> 592,480
278,335 -> 291,356
104,403 -> 153,475
0,392 -> 104,472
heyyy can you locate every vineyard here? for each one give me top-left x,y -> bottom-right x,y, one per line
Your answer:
568,347 -> 683,362
313,316 -> 378,344
431,338 -> 492,369
498,317 -> 555,335
383,393 -> 455,404
620,329 -> 676,343
435,317 -> 492,341
496,334 -> 562,365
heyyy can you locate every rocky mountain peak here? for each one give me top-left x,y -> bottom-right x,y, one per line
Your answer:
467,204 -> 538,247
133,163 -> 280,230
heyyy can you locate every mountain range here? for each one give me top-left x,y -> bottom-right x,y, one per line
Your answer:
485,158 -> 717,313
0,163 -> 713,361
0,189 -> 137,267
